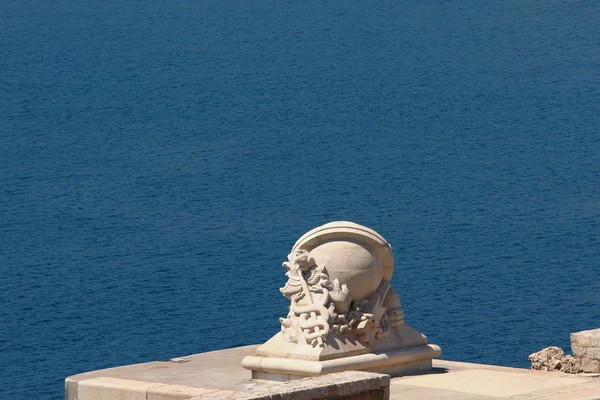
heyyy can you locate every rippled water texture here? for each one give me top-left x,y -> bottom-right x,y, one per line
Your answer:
1,0 -> 599,398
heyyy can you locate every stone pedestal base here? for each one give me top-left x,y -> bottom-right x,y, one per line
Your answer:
242,344 -> 442,382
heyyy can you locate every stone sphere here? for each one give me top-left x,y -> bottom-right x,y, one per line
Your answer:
309,240 -> 383,300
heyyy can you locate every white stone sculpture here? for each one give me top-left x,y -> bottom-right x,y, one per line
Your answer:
242,221 -> 442,381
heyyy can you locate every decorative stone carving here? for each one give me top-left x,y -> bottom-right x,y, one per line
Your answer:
278,247 -> 403,348
242,221 -> 441,381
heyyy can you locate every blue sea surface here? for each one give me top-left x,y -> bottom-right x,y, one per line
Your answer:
1,0 -> 599,398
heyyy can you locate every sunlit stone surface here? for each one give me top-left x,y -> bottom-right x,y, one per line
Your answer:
242,221 -> 441,381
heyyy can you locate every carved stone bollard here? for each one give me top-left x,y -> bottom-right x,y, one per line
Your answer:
242,221 -> 441,382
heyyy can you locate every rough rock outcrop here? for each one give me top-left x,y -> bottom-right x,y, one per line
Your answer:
560,355 -> 583,374
529,347 -> 584,373
529,329 -> 600,374
529,347 -> 569,372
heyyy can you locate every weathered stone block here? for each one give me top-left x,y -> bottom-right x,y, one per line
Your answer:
147,384 -> 219,400
571,329 -> 600,349
571,332 -> 590,347
77,377 -> 162,400
571,329 -> 600,371
197,371 -> 390,400
581,358 -> 600,373
572,345 -> 587,358
587,347 -> 600,361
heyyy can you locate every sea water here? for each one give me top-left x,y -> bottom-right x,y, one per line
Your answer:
1,0 -> 599,398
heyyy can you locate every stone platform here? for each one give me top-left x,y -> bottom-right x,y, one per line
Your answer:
66,345 -> 600,400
